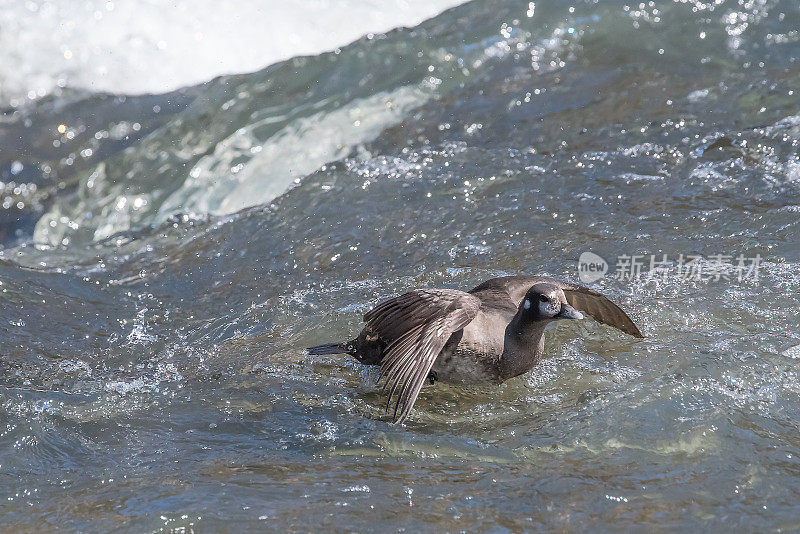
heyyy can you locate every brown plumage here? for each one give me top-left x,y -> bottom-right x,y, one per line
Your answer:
308,275 -> 643,423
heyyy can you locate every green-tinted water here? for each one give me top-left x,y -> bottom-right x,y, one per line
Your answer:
1,0 -> 800,530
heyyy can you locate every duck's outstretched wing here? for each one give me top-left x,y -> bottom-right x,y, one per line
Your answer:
557,281 -> 643,338
363,289 -> 481,424
469,275 -> 643,338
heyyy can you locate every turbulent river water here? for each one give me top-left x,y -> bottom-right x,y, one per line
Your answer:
2,0 -> 800,531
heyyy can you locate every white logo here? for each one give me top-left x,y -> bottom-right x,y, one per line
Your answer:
578,251 -> 608,283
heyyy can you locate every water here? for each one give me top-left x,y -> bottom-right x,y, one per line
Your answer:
0,0 -> 464,103
1,0 -> 800,530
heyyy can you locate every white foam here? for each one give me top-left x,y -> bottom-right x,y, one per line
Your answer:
157,85 -> 430,221
0,0 -> 465,105
783,345 -> 800,359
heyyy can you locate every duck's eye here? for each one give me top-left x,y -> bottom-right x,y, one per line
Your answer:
539,295 -> 549,303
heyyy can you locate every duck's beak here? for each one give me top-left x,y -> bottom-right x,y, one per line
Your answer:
557,303 -> 584,320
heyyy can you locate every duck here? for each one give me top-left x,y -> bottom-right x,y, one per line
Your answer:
308,275 -> 643,424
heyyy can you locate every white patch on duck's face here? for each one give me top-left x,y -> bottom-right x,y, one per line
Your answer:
523,299 -> 531,310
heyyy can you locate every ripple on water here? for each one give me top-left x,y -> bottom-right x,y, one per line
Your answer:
1,0 -> 800,530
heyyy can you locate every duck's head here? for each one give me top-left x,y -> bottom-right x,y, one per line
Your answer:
520,283 -> 584,321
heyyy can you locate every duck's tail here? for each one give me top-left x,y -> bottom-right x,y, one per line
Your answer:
307,342 -> 348,355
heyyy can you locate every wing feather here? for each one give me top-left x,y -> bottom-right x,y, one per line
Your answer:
470,275 -> 643,338
363,289 -> 480,423
557,282 -> 643,338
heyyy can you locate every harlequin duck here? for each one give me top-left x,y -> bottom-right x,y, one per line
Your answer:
308,275 -> 643,423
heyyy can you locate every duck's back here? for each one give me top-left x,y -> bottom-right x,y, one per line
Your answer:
350,276 -> 542,365
430,302 -> 517,383
469,275 -> 552,307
